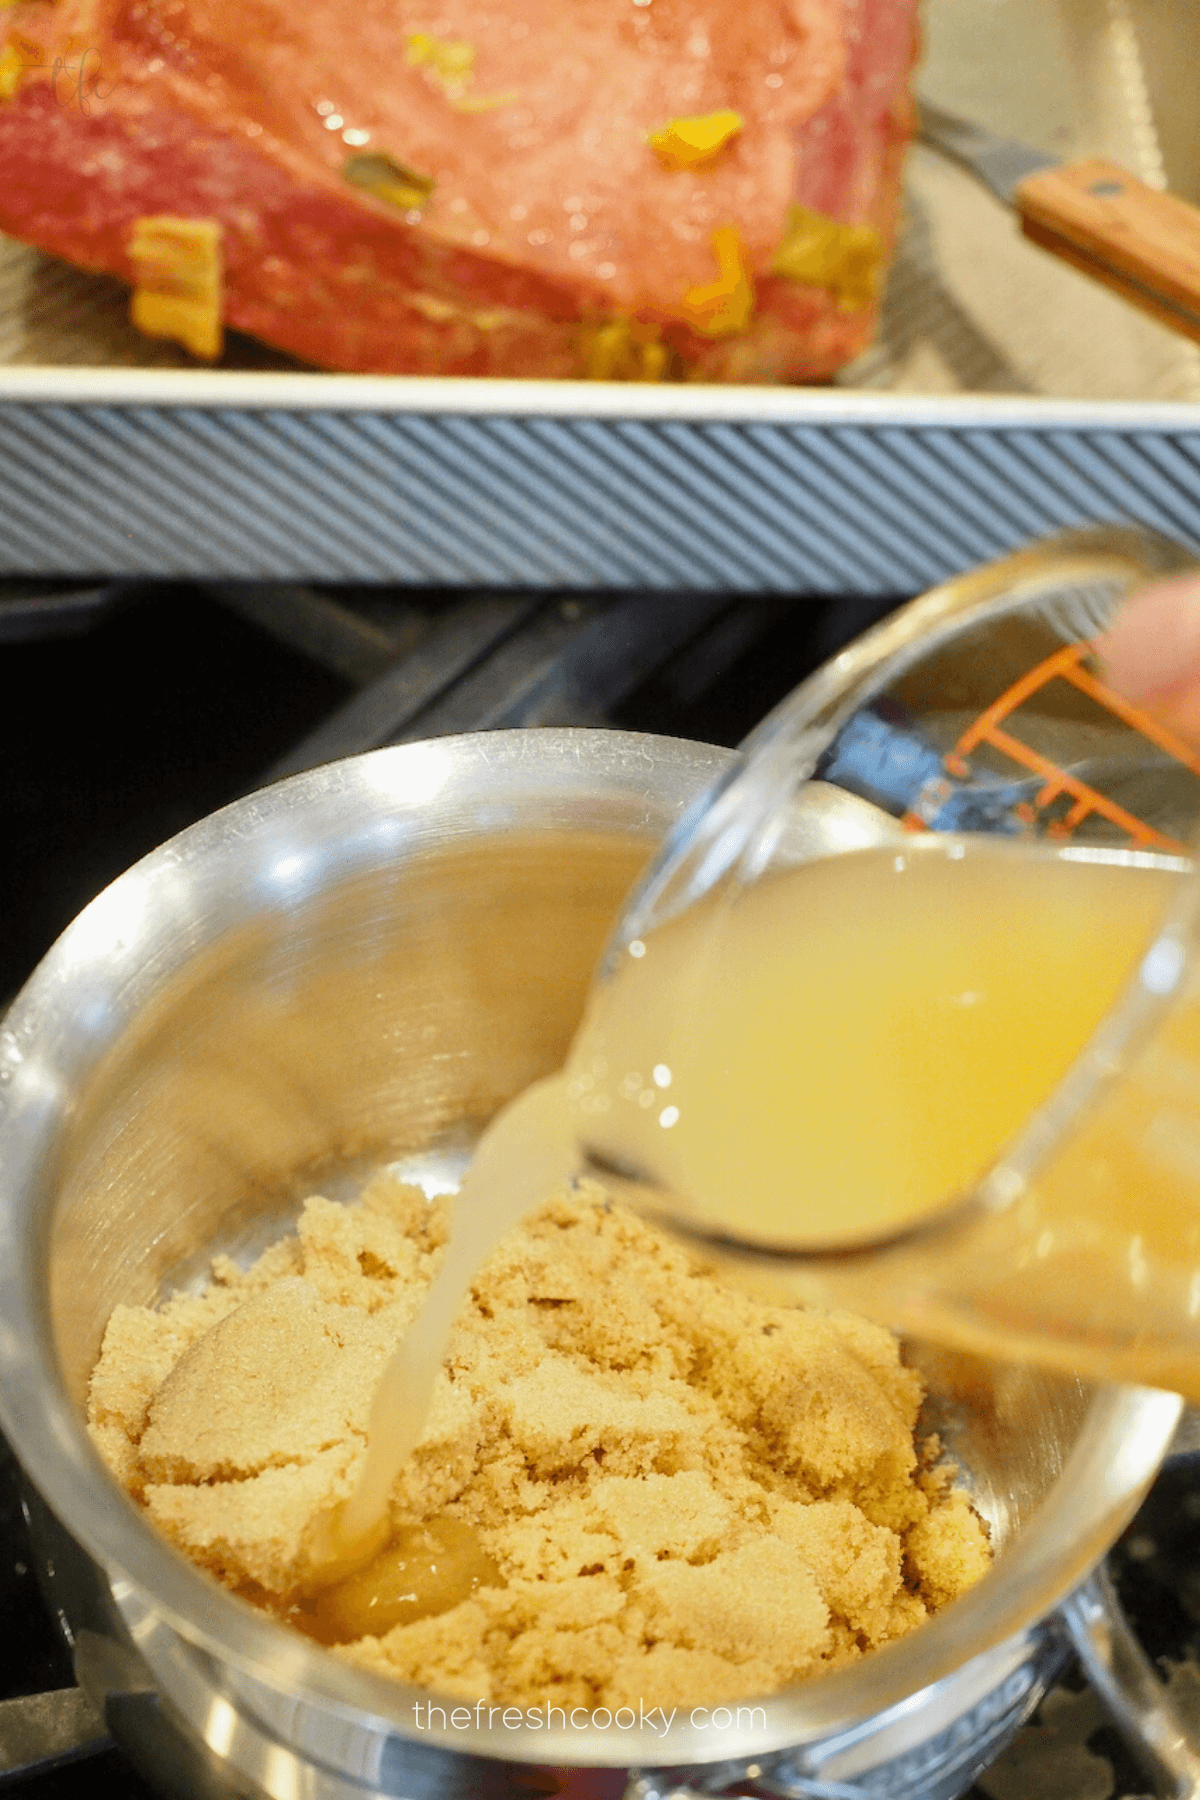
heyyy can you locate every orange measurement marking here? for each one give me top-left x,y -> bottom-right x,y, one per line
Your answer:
1060,654 -> 1200,777
979,721 -> 1181,850
953,644 -> 1085,760
947,640 -> 1198,853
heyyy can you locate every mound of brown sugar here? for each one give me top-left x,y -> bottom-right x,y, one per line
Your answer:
88,1176 -> 991,1709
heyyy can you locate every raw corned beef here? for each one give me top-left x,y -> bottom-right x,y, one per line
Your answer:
0,0 -> 918,380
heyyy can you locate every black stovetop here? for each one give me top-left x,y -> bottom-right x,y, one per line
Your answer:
2,582 -> 1198,1800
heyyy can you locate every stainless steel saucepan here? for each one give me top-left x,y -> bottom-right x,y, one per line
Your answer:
0,565 -> 1197,1799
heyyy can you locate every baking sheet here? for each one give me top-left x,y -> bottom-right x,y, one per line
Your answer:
2,0 -> 1199,402
3,0 -> 1200,586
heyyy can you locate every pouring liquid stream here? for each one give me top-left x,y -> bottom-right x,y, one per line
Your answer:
305,1078 -> 578,1616
309,833 -> 1200,1604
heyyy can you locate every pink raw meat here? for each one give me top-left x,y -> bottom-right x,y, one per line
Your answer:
0,0 -> 918,380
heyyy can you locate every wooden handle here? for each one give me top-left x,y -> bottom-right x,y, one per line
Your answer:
1015,157 -> 1200,343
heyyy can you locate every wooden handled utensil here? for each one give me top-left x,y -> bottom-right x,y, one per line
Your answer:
918,99 -> 1200,345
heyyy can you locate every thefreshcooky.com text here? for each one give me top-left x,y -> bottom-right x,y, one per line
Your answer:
411,1701 -> 767,1735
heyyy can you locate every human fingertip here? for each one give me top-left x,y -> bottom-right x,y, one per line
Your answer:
1092,571 -> 1200,704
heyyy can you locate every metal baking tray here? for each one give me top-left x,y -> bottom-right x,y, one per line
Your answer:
1,0 -> 1199,586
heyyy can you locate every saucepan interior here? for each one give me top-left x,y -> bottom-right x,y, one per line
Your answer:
0,729 -> 1179,1772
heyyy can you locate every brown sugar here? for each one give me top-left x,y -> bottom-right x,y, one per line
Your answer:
88,1176 -> 991,1710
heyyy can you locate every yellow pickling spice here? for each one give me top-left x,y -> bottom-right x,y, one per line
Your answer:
0,44 -> 25,100
649,109 -> 744,172
771,203 -> 883,311
343,152 -> 435,214
452,90 -> 519,113
406,31 -> 475,100
585,320 -> 670,382
680,226 -> 754,338
128,217 -> 222,361
405,30 -> 516,112
406,292 -> 533,333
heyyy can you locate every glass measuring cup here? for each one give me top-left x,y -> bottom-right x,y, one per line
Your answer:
570,525 -> 1200,1396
